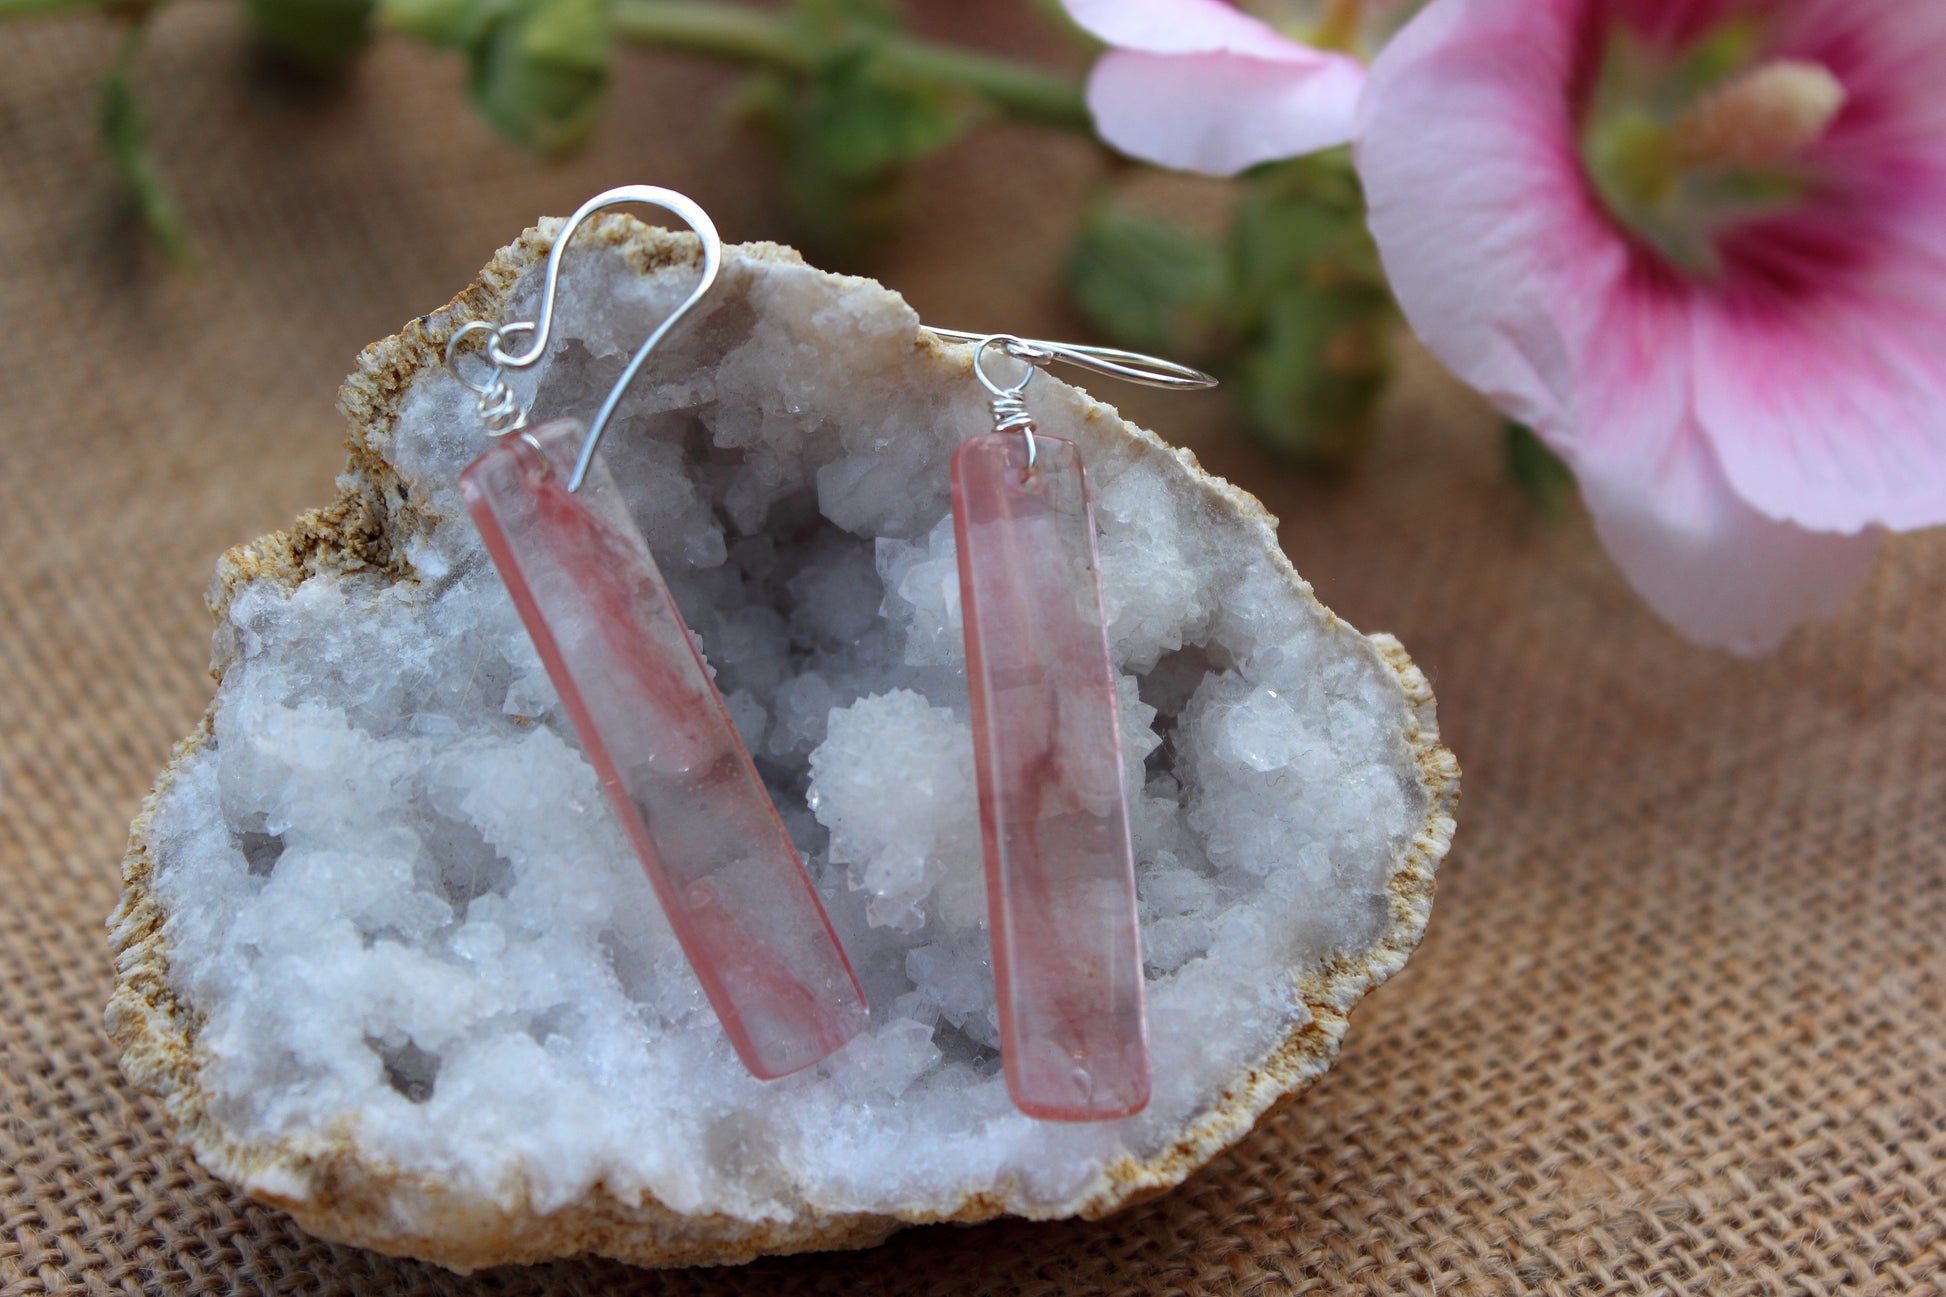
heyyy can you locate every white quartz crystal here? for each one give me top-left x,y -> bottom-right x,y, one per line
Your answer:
118,227 -> 1449,1263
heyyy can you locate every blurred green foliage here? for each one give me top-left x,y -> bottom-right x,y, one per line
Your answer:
243,0 -> 375,68
385,0 -> 611,155
472,0 -> 610,156
1504,422 -> 1577,515
1225,153 -> 1394,465
739,1 -> 967,259
42,0 -> 1501,484
100,20 -> 190,264
1068,153 -> 1397,466
1064,205 -> 1223,357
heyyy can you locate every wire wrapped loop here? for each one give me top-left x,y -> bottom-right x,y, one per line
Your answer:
438,185 -> 724,490
443,321 -> 535,436
973,335 -> 1042,469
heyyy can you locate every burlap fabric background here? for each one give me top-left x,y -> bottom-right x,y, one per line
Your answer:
3,4 -> 1943,1293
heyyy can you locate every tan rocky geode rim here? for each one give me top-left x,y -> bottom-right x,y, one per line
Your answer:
106,218 -> 1460,1272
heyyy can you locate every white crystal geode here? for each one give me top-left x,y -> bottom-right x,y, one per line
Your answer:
108,217 -> 1459,1271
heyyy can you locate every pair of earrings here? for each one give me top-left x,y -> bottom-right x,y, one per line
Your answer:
444,187 -> 1213,1121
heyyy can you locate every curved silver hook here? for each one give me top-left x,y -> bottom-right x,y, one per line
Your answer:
928,327 -> 1218,393
473,185 -> 722,492
945,329 -> 1215,472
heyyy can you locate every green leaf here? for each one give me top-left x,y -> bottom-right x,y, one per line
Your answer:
379,0 -> 487,44
1064,205 -> 1222,356
243,0 -> 376,69
1504,421 -> 1577,515
466,0 -> 612,157
794,51 -> 961,182
740,6 -> 970,260
1230,282 -> 1389,465
99,23 -> 190,264
1218,152 -> 1396,465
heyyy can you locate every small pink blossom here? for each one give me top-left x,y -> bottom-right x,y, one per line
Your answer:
1358,0 -> 1946,652
1063,0 -> 1377,175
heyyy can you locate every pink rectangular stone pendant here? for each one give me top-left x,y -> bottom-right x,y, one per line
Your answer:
952,432 -> 1150,1121
460,419 -> 868,1079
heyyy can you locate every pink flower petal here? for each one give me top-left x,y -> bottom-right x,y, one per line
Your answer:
1694,263 -> 1946,535
1088,50 -> 1363,174
1580,419 -> 1880,656
1358,0 -> 1886,651
1685,0 -> 1946,536
1064,0 -> 1324,61
1356,0 -> 1604,440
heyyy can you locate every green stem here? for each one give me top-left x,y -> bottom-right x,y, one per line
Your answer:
0,0 -> 121,15
611,0 -> 1090,131
878,35 -> 1088,130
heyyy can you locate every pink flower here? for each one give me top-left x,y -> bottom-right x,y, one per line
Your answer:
1358,0 -> 1946,652
1064,1 -> 1395,175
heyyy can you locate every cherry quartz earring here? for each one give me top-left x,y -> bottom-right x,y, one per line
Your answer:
445,187 -> 868,1080
931,331 -> 1217,1122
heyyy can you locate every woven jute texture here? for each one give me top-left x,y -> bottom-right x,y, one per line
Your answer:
3,5 -> 1943,1293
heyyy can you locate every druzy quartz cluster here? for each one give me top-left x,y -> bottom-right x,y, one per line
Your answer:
111,222 -> 1457,1270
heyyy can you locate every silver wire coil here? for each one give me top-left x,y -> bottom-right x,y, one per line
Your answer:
972,335 -> 1043,468
989,388 -> 1036,435
957,330 -> 1219,472
472,370 -> 529,436
443,320 -> 532,436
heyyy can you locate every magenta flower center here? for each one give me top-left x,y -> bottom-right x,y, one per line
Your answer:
1579,18 -> 1846,278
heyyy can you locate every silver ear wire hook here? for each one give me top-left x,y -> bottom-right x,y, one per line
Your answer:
929,328 -> 1218,392
935,328 -> 1218,472
444,185 -> 723,493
